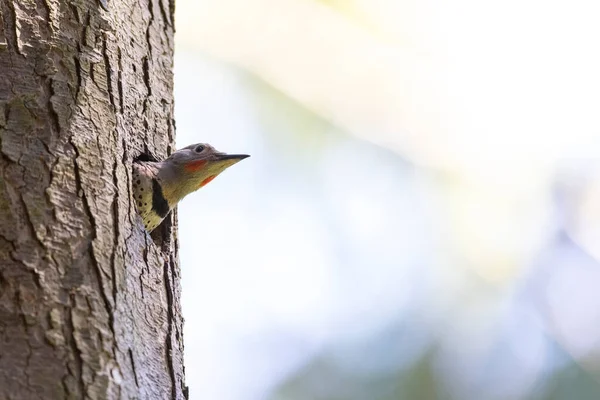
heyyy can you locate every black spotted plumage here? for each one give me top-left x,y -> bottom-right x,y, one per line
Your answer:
132,161 -> 169,232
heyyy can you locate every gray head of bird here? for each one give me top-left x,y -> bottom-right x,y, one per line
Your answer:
157,143 -> 249,205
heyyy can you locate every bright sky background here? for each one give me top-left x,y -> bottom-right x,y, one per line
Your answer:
172,1 -> 600,399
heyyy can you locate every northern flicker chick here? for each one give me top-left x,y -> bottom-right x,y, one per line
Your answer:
132,143 -> 249,232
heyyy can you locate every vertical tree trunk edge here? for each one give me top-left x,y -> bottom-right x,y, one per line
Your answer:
0,0 -> 186,399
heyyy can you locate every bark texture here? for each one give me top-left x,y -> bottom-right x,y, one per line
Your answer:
0,0 -> 185,399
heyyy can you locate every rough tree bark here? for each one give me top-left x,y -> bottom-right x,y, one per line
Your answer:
0,0 -> 186,399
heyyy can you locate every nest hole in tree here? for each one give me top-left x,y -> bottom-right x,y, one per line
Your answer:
134,152 -> 158,163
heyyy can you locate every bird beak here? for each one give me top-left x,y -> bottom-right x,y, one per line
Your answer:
214,154 -> 250,162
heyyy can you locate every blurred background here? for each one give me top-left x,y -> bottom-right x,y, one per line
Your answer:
172,1 -> 600,399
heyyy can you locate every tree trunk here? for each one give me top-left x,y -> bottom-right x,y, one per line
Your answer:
0,0 -> 185,399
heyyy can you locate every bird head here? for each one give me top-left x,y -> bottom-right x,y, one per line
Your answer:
158,143 -> 249,205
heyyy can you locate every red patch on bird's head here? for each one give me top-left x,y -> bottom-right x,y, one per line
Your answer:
200,175 -> 216,187
184,159 -> 208,172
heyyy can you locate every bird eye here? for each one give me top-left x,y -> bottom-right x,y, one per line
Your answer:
194,145 -> 205,153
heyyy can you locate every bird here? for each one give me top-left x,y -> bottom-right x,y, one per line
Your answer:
132,143 -> 249,232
